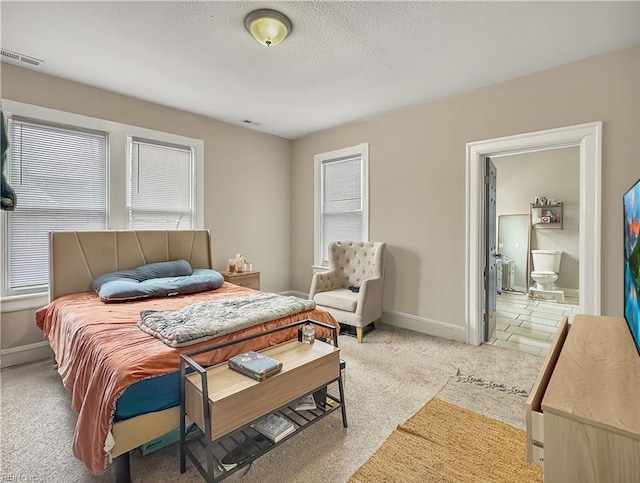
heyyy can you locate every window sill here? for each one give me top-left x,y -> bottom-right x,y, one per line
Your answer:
312,265 -> 330,273
1,293 -> 49,313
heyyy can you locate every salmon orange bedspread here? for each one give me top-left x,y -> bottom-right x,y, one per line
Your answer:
35,282 -> 338,475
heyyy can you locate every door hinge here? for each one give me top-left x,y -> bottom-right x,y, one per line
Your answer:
484,175 -> 490,184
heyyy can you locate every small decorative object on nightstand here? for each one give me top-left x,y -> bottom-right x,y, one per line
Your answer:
219,270 -> 260,290
235,253 -> 246,273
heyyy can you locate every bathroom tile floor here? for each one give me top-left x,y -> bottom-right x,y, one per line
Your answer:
488,291 -> 580,357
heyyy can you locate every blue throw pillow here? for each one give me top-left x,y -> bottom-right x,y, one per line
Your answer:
97,269 -> 225,302
92,259 -> 193,292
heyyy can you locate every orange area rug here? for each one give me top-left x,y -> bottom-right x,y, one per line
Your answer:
350,398 -> 543,483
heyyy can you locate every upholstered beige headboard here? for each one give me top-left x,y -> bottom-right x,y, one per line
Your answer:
49,230 -> 213,301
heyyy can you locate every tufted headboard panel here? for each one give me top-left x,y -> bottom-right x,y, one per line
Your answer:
329,241 -> 386,287
49,230 -> 212,301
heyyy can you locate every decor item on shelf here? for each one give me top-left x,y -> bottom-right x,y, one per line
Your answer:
227,258 -> 236,272
531,207 -> 542,224
531,200 -> 563,229
532,196 -> 562,207
244,9 -> 292,47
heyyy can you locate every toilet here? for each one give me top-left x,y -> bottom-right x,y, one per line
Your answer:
531,250 -> 562,291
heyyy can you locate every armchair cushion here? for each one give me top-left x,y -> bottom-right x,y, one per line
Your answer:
313,289 -> 358,313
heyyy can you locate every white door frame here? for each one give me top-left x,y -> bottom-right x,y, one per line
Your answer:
465,122 -> 602,346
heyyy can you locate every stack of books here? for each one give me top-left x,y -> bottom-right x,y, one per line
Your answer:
228,351 -> 282,381
253,413 -> 295,443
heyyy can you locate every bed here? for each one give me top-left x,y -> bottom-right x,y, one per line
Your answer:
35,230 -> 339,481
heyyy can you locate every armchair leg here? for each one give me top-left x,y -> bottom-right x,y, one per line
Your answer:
373,320 -> 379,330
356,327 -> 364,344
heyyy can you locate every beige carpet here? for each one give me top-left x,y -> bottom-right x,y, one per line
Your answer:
350,398 -> 543,483
1,325 -> 544,482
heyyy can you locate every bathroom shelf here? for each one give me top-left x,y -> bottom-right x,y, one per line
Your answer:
531,202 -> 563,230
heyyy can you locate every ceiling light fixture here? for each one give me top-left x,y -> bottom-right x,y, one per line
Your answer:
244,9 -> 292,47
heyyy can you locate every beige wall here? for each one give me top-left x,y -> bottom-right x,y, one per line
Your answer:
2,45 -> 639,353
291,45 -> 640,331
494,147 -> 580,290
1,63 -> 292,350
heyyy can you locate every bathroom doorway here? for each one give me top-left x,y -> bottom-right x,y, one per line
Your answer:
465,122 -> 602,347
488,147 -> 580,355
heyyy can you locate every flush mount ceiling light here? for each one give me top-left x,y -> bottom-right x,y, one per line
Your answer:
244,9 -> 292,47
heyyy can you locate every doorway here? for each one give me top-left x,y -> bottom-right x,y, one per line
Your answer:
465,122 -> 602,346
487,147 -> 580,355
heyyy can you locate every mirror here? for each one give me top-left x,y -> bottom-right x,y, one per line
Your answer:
498,214 -> 531,292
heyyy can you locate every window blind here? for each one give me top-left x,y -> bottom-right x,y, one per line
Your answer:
6,117 -> 107,292
129,139 -> 193,229
321,156 -> 362,262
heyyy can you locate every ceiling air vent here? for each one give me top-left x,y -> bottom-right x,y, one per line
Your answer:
1,49 -> 45,67
241,119 -> 262,126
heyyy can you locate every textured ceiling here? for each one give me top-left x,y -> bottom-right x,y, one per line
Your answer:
2,1 -> 639,139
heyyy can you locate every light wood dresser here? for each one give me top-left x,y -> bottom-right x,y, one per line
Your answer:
526,314 -> 640,482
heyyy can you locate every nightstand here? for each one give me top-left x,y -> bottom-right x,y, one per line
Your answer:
219,270 -> 260,290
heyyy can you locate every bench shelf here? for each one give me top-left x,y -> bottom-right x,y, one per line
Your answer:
179,320 -> 347,482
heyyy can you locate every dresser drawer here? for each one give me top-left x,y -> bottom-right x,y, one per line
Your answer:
531,442 -> 545,468
530,410 -> 545,446
525,316 -> 569,466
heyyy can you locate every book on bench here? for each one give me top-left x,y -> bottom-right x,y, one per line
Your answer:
228,351 -> 283,381
253,413 -> 295,442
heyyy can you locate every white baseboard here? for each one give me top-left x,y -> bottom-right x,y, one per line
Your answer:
1,341 -> 52,368
560,287 -> 579,298
280,290 -> 308,299
381,309 -> 467,343
286,290 -> 467,343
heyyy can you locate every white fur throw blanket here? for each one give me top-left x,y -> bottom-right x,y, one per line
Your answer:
138,293 -> 316,347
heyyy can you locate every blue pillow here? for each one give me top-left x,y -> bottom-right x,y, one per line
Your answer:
97,269 -> 225,302
92,259 -> 193,292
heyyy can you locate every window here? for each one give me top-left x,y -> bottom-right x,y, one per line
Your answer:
5,117 -> 107,295
1,100 -> 204,304
128,138 -> 194,229
314,143 -> 369,266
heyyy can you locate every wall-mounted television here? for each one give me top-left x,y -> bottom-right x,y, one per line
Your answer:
623,178 -> 640,354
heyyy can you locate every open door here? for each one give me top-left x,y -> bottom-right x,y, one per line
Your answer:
484,157 -> 497,342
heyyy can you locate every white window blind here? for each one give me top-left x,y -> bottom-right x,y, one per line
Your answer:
321,156 -> 363,262
129,139 -> 193,229
6,117 -> 107,292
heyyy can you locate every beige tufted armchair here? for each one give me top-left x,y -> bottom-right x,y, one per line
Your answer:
309,241 -> 386,343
